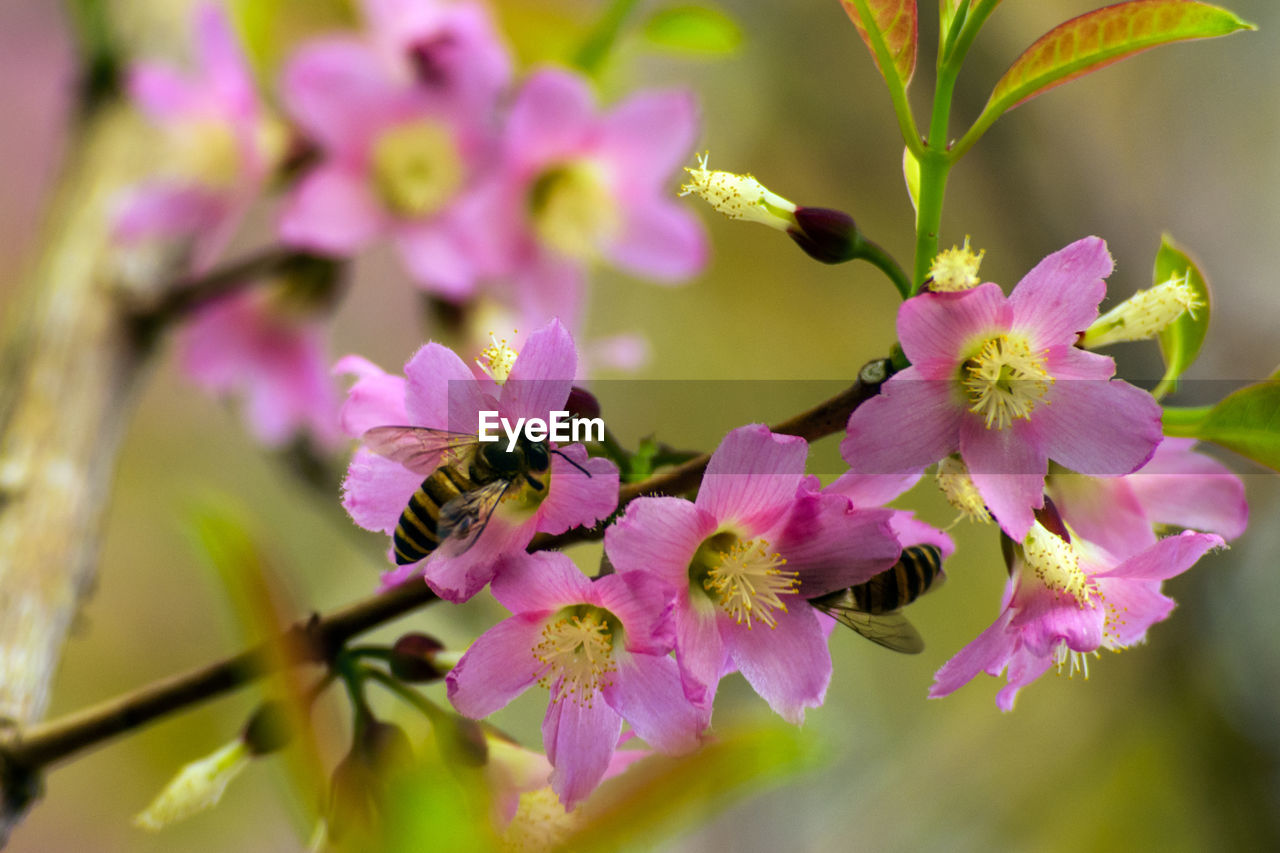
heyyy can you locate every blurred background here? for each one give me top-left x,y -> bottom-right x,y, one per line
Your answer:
2,0 -> 1278,849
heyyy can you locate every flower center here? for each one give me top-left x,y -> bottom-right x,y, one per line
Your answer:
1022,523 -> 1092,607
371,119 -> 463,218
700,537 -> 799,629
476,331 -> 519,384
928,236 -> 985,292
504,787 -> 576,850
935,456 -> 991,524
533,609 -> 617,704
962,334 -> 1052,430
527,162 -> 619,259
166,119 -> 242,187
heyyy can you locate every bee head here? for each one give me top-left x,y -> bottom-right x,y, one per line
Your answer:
480,436 -> 551,475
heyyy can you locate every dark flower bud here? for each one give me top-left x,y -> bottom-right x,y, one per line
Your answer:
327,720 -> 415,843
1034,496 -> 1071,543
388,633 -> 447,683
787,207 -> 859,264
565,386 -> 602,421
241,700 -> 292,756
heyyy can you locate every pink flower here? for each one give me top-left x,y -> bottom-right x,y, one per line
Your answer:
338,319 -> 619,601
843,237 -> 1163,542
277,25 -> 501,299
447,551 -> 705,810
116,3 -> 281,272
475,69 -> 708,327
604,425 -> 901,723
823,470 -> 955,557
179,288 -> 340,447
1048,437 -> 1247,559
930,524 -> 1224,710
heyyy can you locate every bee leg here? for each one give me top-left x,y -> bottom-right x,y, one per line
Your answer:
526,474 -> 546,491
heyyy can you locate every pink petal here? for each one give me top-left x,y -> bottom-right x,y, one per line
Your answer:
280,39 -> 403,154
535,447 -> 620,535
422,519 -> 532,602
113,182 -> 228,242
889,512 -> 955,558
825,470 -> 922,508
604,200 -> 707,283
446,613 -> 545,717
929,606 -> 1017,700
1044,343 -> 1115,381
1035,376 -> 1162,476
1127,440 -> 1248,540
1049,473 -> 1155,559
994,644 -> 1055,711
506,70 -> 595,172
960,417 -> 1046,542
1091,530 -> 1223,581
674,597 -> 728,710
543,693 -> 622,811
603,652 -> 704,754
509,252 -> 588,332
593,571 -> 677,656
898,283 -> 1011,368
127,65 -> 201,120
696,425 -> 807,526
502,319 -> 577,423
334,355 -> 408,437
194,3 -> 257,118
403,341 -> 493,432
278,165 -> 387,254
342,449 -> 422,535
1093,577 -> 1176,647
395,220 -> 480,300
596,90 -> 698,190
606,497 -> 718,589
1009,237 -> 1111,346
841,368 -> 963,474
772,494 -> 899,597
490,551 -> 592,615
1011,588 -> 1104,657
725,603 -> 830,724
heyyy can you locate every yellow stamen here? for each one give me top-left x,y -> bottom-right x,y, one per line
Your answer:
928,236 -> 985,292
1022,522 -> 1092,607
703,538 -> 799,629
477,331 -> 519,384
962,334 -> 1052,430
1080,273 -> 1205,348
679,151 -> 797,231
936,456 -> 991,524
533,611 -> 617,704
371,119 -> 464,217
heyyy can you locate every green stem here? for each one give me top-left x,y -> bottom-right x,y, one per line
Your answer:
851,235 -> 911,300
1161,405 -> 1211,436
843,0 -> 923,157
912,69 -> 959,292
573,0 -> 641,77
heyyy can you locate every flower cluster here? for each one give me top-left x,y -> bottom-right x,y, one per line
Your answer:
118,0 -> 706,448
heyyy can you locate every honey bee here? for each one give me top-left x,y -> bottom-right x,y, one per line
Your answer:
808,544 -> 944,654
362,426 -> 588,565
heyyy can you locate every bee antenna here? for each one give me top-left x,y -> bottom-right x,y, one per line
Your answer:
551,449 -> 592,477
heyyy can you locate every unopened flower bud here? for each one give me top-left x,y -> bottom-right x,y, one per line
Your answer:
565,386 -> 602,422
242,700 -> 292,756
788,207 -> 860,264
1080,273 -> 1203,349
133,740 -> 251,831
679,152 -> 797,231
327,720 -> 415,843
389,633 -> 447,683
927,236 -> 985,292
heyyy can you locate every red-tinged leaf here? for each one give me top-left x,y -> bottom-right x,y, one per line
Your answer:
987,1 -> 1254,113
841,0 -> 919,87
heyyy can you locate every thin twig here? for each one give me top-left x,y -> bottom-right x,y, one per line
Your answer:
0,358 -> 893,775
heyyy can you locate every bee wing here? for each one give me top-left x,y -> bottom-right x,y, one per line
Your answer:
436,479 -> 512,556
361,426 -> 481,475
811,595 -> 925,655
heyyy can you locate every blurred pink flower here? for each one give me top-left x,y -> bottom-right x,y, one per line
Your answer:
447,551 -> 705,810
1048,437 -> 1248,559
179,288 -> 341,447
475,69 -> 708,327
115,3 -> 280,272
337,319 -> 618,601
930,525 -> 1223,710
605,425 -> 900,723
843,237 -> 1163,542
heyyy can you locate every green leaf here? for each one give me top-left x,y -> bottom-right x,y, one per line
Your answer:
902,146 -> 921,220
982,2 -> 1253,118
1152,234 -> 1211,399
643,5 -> 742,55
1163,380 -> 1280,472
841,0 -> 919,87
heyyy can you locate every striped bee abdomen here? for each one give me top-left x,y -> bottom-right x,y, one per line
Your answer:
850,544 -> 943,614
393,466 -> 476,565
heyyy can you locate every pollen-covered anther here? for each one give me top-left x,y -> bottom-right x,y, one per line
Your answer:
533,612 -> 617,704
1080,273 -> 1205,349
679,151 -> 797,231
928,236 -> 985,292
1023,523 -> 1092,607
704,538 -> 799,629
962,334 -> 1052,430
477,331 -> 519,384
936,456 -> 991,524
